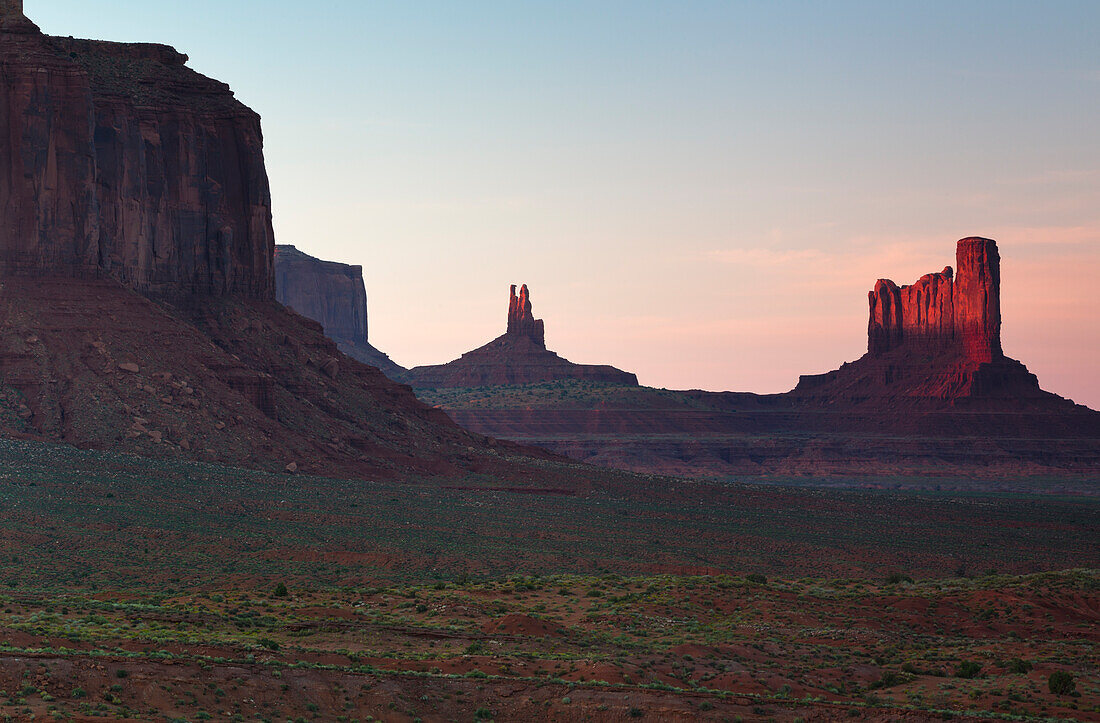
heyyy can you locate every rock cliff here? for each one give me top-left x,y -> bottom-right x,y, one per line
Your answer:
0,11 -> 273,297
0,9 -> 572,483
796,237 -> 1040,401
404,284 -> 638,387
274,245 -> 405,377
867,237 -> 1001,361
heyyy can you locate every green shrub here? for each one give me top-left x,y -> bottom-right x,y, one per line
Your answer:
474,708 -> 493,720
746,574 -> 767,585
955,661 -> 982,679
273,583 -> 288,598
885,573 -> 913,585
1007,658 -> 1032,674
1048,671 -> 1076,696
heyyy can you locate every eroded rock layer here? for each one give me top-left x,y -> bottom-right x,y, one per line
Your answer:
0,12 -> 273,297
404,285 -> 638,388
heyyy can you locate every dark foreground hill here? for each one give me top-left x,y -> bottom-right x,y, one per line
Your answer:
419,239 -> 1100,479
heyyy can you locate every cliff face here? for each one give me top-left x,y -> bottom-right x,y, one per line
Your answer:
404,284 -> 638,388
796,237 -> 1039,401
275,246 -> 367,343
274,245 -> 405,377
0,13 -> 274,297
868,237 -> 1001,361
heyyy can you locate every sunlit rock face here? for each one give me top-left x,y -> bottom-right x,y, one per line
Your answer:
507,284 -> 545,346
0,15 -> 274,298
868,237 -> 1001,362
795,237 -> 1040,401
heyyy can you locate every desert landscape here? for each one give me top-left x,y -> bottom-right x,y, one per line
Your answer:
0,1 -> 1097,721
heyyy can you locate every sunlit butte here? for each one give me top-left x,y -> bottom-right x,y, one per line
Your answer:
31,0 -> 1100,409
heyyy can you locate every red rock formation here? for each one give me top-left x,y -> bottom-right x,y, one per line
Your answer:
867,237 -> 1001,361
507,284 -> 545,346
404,284 -> 638,387
0,13 -> 274,298
274,245 -> 405,378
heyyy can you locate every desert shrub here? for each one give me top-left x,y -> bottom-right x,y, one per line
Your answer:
258,638 -> 279,651
1048,671 -> 1076,695
272,582 -> 288,598
629,708 -> 643,718
746,574 -> 767,584
885,573 -> 913,585
474,708 -> 493,720
71,687 -> 86,699
1007,658 -> 1032,674
955,661 -> 982,679
869,671 -> 910,689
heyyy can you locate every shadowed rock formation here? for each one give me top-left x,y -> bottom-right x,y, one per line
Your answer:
404,285 -> 638,388
0,9 -> 571,482
0,10 -> 273,297
274,245 -> 405,378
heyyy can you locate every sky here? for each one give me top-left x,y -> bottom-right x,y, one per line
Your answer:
31,1 -> 1100,409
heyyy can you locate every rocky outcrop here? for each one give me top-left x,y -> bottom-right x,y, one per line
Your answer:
275,246 -> 367,343
0,11 -> 274,297
274,245 -> 405,378
868,237 -> 1001,361
404,284 -> 638,388
507,284 -> 545,345
796,238 -> 1039,401
0,8 -> 581,484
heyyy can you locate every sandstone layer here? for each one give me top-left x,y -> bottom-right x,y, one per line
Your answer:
404,285 -> 638,387
274,245 -> 405,378
0,10 -> 273,297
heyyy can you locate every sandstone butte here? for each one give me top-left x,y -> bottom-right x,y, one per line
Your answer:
437,238 -> 1100,477
403,284 -> 639,388
0,3 -> 563,482
274,245 -> 405,378
791,236 -> 1043,402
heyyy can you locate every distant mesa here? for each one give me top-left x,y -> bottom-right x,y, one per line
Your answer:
274,245 -> 406,378
431,238 -> 1099,478
403,284 -> 638,388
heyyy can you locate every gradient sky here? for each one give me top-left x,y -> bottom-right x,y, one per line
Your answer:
31,1 -> 1100,408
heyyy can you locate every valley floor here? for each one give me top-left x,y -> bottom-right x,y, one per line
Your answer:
0,572 -> 1096,721
0,438 -> 1096,720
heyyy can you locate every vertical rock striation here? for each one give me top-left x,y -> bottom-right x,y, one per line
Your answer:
867,237 -> 1001,361
798,237 -> 1038,401
0,16 -> 274,298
